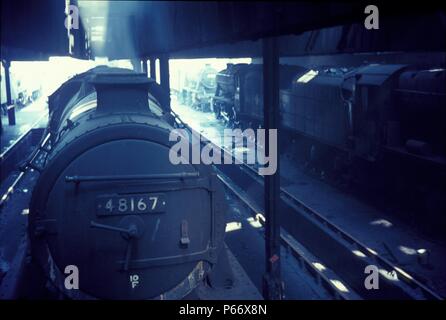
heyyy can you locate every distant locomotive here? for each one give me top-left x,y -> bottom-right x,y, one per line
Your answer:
213,62 -> 446,227
281,65 -> 446,164
212,63 -> 247,123
28,66 -> 227,299
180,64 -> 217,112
213,63 -> 446,165
212,63 -> 305,126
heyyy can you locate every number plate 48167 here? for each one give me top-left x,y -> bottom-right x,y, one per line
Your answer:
96,193 -> 166,216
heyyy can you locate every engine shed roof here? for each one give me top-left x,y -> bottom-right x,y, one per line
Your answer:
1,1 -> 444,61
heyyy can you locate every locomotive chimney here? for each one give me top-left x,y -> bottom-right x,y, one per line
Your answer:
91,72 -> 160,114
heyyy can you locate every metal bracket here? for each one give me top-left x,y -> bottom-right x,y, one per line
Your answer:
180,220 -> 190,247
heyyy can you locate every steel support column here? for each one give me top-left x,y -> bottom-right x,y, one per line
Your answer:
3,60 -> 16,126
149,58 -> 156,80
131,59 -> 142,73
159,55 -> 171,111
262,36 -> 282,300
141,58 -> 148,76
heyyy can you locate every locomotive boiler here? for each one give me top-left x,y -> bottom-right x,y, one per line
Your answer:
28,66 -> 227,300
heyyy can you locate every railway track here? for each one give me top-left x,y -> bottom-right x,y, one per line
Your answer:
0,114 -> 48,209
172,110 -> 443,300
219,173 -> 360,300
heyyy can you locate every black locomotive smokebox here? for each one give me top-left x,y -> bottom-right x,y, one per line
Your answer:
28,67 -> 227,300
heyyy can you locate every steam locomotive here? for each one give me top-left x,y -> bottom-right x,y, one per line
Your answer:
28,66 -> 227,299
179,64 -> 217,112
214,63 -> 445,158
212,62 -> 446,229
213,62 -> 446,165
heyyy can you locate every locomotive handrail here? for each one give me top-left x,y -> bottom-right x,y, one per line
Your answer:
115,248 -> 218,269
18,132 -> 51,173
65,172 -> 200,183
90,221 -> 138,236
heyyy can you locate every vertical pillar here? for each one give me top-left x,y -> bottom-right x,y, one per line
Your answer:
3,60 -> 16,126
149,58 -> 156,80
159,54 -> 171,111
141,58 -> 148,76
262,37 -> 282,300
131,58 -> 142,73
